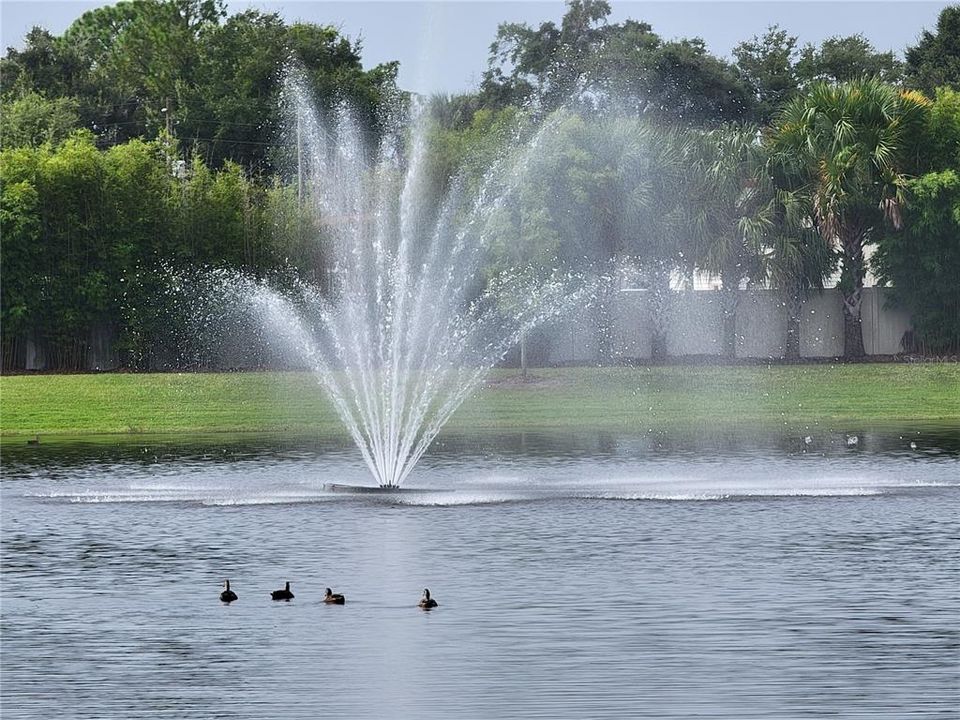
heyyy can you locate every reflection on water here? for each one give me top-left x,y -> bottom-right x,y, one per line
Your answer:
2,428 -> 958,719
5,423 -> 960,466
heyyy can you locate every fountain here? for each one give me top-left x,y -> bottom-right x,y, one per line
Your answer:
197,76 -> 582,488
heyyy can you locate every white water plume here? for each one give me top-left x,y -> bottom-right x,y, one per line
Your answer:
193,78 -> 585,487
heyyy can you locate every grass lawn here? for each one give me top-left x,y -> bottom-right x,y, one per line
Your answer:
1,364 -> 958,439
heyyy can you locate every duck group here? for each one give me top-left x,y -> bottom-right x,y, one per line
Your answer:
219,580 -> 437,609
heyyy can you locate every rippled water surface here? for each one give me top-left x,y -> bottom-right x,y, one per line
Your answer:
2,428 -> 959,719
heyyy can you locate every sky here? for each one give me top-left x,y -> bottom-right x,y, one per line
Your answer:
0,1 -> 950,95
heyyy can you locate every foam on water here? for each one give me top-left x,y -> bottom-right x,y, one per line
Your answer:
19,435 -> 959,508
27,476 -> 903,507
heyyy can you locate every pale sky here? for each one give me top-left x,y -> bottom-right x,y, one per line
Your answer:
0,1 -> 949,95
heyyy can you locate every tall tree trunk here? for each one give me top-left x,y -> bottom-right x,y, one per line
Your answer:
649,265 -> 670,363
842,293 -> 866,358
840,229 -> 867,359
519,330 -> 528,379
720,281 -> 736,360
721,308 -> 737,358
594,266 -> 616,365
784,288 -> 802,361
719,266 -> 742,360
650,331 -> 668,363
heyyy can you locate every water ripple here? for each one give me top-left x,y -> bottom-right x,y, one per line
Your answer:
2,439 -> 958,718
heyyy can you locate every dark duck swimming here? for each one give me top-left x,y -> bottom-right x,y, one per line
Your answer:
271,581 -> 294,601
220,580 -> 238,603
324,588 -> 345,604
418,588 -> 438,610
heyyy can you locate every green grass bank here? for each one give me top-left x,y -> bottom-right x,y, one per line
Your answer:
2,365 -> 958,439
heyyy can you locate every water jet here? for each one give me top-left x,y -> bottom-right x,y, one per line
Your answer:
198,76 -> 583,489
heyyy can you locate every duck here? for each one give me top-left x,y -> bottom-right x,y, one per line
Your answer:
270,581 -> 294,601
220,579 -> 238,603
324,588 -> 346,604
418,588 -> 438,610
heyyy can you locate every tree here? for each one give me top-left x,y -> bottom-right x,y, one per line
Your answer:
0,27 -> 87,99
0,133 -> 108,368
733,26 -> 800,124
874,87 -> 960,354
483,2 -> 566,107
58,0 -> 225,146
1,1 -> 404,369
0,128 -> 315,370
905,6 -> 960,96
734,30 -> 906,123
920,87 -> 960,170
482,0 -> 612,110
286,22 -> 400,147
522,113 -> 692,361
0,93 -> 79,147
685,124 -> 773,358
482,138 -> 564,375
101,138 -> 178,367
762,182 -> 835,360
625,124 -> 694,360
423,100 -> 524,199
769,79 -> 930,358
873,171 -> 960,353
0,168 -> 43,368
635,39 -> 754,124
481,0 -> 752,124
171,9 -> 288,170
795,34 -> 903,85
1,1 -> 399,172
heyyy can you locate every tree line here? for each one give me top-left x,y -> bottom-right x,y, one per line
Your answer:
2,0 -> 958,370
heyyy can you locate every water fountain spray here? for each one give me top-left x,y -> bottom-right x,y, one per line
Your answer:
200,76 -> 583,487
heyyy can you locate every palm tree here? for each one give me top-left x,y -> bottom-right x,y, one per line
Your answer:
768,78 -> 929,358
540,113 -> 690,363
685,124 -> 774,359
764,197 -> 835,360
578,120 -> 695,362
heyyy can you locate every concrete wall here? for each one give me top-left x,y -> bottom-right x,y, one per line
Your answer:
667,291 -> 724,356
798,291 -> 844,357
546,312 -> 602,365
737,290 -> 789,358
612,290 -> 653,359
542,287 -> 911,364
862,287 -> 913,355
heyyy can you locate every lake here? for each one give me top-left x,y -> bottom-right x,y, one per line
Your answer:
2,427 -> 958,719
